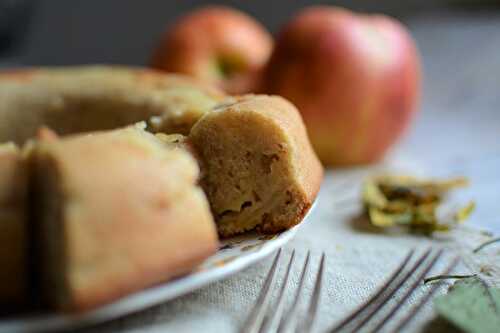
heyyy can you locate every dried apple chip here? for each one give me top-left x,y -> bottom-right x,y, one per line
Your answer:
361,175 -> 474,234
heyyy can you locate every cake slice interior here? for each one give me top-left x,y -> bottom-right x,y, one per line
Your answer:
189,95 -> 323,237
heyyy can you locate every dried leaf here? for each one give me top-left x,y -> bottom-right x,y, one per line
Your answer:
473,237 -> 500,253
424,274 -> 477,284
455,201 -> 476,223
362,179 -> 388,209
368,208 -> 412,227
361,175 -> 474,234
434,277 -> 500,333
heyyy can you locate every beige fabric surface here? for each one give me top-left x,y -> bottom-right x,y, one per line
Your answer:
81,154 -> 499,333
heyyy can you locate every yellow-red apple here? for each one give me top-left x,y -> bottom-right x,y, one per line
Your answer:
151,6 -> 273,94
261,6 -> 421,166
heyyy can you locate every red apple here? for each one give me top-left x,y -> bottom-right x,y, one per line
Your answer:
261,6 -> 420,166
151,6 -> 273,94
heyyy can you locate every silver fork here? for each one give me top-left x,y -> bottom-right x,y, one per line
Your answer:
329,247 -> 460,333
241,249 -> 326,333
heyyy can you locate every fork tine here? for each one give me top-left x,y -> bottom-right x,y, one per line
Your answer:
391,256 -> 460,333
258,250 -> 296,333
371,249 -> 444,333
276,251 -> 311,333
330,248 -> 415,332
241,249 -> 282,333
299,252 -> 326,333
348,247 -> 433,332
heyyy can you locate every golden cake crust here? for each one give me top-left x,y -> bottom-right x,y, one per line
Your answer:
31,126 -> 218,311
0,65 -> 225,144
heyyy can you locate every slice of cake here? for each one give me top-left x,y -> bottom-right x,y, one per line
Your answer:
189,95 -> 323,237
0,143 -> 29,307
30,125 -> 218,311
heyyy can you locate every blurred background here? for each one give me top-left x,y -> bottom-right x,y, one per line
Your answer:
0,0 -> 499,65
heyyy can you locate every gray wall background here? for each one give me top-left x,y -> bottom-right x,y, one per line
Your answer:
10,0 -> 499,66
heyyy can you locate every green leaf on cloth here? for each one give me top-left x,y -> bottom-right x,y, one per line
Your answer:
434,277 -> 500,333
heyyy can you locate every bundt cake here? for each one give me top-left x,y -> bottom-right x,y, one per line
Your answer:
30,125 -> 218,311
0,143 -> 29,307
189,95 -> 323,236
0,65 -> 323,312
0,65 -> 225,143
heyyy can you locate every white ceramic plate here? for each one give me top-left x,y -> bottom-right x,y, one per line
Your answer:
1,205 -> 314,332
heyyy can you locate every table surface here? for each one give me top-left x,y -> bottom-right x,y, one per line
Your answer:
4,10 -> 500,333
398,11 -> 500,235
